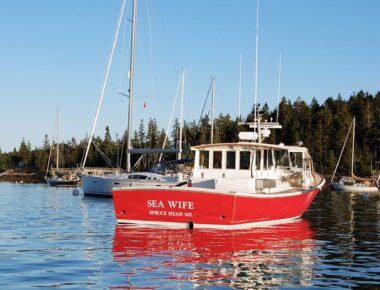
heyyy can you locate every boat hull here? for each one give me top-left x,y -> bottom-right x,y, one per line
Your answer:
81,174 -> 131,197
81,174 -> 181,197
331,182 -> 379,193
46,178 -> 79,187
113,186 -> 321,229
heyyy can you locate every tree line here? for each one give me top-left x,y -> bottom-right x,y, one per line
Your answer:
1,90 -> 379,177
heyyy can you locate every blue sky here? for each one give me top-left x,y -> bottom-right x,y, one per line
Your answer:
0,0 -> 379,153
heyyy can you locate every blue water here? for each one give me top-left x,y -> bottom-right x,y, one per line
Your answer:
0,182 -> 379,289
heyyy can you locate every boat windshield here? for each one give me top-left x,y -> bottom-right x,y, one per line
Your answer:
289,152 -> 303,168
275,150 -> 290,167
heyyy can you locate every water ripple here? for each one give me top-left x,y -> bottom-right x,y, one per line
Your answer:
0,183 -> 379,289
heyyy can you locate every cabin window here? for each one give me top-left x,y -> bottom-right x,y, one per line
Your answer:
276,150 -> 290,167
200,151 -> 209,169
226,151 -> 236,169
128,174 -> 148,180
240,151 -> 250,170
263,149 -> 274,169
290,152 -> 303,168
213,151 -> 222,169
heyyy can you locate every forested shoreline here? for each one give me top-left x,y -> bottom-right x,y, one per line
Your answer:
1,90 -> 379,177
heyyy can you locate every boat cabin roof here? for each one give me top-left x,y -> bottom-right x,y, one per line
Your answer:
191,142 -> 308,153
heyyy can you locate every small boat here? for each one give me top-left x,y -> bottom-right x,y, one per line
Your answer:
46,175 -> 80,187
113,120 -> 325,229
45,108 -> 80,187
331,117 -> 380,193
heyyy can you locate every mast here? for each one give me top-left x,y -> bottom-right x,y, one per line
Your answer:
254,0 -> 259,126
178,68 -> 185,160
238,54 -> 242,121
211,77 -> 215,144
351,117 -> 355,176
159,70 -> 184,162
126,0 -> 137,172
56,107 -> 59,170
276,53 -> 282,122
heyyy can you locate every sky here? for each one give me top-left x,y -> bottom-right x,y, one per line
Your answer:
0,0 -> 379,153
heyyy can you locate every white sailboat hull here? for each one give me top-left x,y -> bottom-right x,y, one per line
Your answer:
331,182 -> 379,193
81,173 -> 181,197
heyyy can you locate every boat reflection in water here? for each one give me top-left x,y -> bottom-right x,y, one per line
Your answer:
112,219 -> 318,289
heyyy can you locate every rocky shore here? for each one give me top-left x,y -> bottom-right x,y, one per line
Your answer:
0,171 -> 45,184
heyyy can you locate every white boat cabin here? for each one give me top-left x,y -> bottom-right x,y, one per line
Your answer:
191,140 -> 314,194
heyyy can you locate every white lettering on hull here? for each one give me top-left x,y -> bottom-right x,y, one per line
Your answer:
147,199 -> 195,218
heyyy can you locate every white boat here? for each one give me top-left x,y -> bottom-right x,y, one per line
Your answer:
331,117 -> 380,193
331,176 -> 379,193
82,159 -> 190,197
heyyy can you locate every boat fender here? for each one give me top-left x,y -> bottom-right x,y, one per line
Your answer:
72,188 -> 80,196
289,173 -> 303,187
188,179 -> 192,187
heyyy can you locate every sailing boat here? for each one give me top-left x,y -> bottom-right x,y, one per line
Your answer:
81,0 -> 188,197
45,109 -> 80,187
331,117 -> 380,192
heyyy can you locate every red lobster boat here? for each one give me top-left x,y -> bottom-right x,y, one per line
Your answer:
113,121 -> 325,229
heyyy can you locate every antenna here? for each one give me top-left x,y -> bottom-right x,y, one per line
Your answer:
211,76 -> 215,144
178,68 -> 185,159
238,54 -> 242,121
254,0 -> 259,126
276,53 -> 282,122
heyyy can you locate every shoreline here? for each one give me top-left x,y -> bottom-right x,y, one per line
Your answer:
0,172 -> 45,184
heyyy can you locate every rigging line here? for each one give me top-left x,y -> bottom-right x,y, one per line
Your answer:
159,72 -> 183,161
91,140 -> 118,168
151,0 -> 178,75
116,6 -> 129,171
331,120 -> 354,182
81,0 -> 128,169
45,139 -> 54,178
196,81 -> 212,131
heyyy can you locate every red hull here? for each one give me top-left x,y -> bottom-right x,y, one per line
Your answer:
113,187 -> 321,228
113,219 -> 314,262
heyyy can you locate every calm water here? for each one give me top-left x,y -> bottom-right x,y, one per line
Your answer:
0,182 -> 379,289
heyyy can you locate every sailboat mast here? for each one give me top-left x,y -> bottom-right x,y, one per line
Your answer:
238,54 -> 242,121
126,0 -> 137,172
211,77 -> 215,144
178,68 -> 185,160
56,107 -> 59,170
254,0 -> 259,125
351,117 -> 355,176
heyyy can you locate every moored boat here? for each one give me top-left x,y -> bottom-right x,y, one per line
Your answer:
82,159 -> 190,197
331,117 -> 380,193
45,108 -> 80,187
113,121 -> 326,229
46,175 -> 80,187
